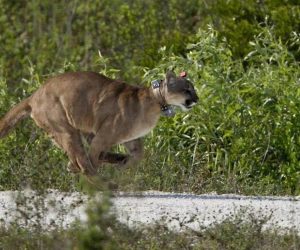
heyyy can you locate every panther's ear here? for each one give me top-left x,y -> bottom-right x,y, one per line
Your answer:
165,71 -> 177,85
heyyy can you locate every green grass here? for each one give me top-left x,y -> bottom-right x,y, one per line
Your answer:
0,1 -> 299,195
0,1 -> 300,248
2,225 -> 298,250
0,26 -> 300,195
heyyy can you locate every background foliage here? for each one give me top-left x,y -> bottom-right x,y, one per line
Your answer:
0,0 -> 299,195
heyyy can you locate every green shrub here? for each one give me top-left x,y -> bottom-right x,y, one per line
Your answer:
140,26 -> 300,194
1,26 -> 299,194
0,0 -> 299,194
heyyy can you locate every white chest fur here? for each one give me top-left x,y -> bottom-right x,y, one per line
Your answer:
120,119 -> 158,143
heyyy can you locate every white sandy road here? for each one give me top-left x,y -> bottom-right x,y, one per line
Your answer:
0,190 -> 299,233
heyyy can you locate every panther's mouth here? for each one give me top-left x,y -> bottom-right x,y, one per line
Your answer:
183,99 -> 196,109
178,100 -> 197,111
184,105 -> 192,110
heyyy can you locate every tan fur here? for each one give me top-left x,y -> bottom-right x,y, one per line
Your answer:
0,71 -> 198,175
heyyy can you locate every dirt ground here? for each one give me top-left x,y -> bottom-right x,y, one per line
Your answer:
0,190 -> 299,233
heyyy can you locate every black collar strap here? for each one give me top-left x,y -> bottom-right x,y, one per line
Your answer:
151,79 -> 175,117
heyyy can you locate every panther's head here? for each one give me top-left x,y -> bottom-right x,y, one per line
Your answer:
163,71 -> 199,111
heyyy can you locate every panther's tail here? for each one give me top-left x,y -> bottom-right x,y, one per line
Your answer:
0,97 -> 32,138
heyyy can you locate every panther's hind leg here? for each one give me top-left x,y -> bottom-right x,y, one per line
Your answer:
30,97 -> 96,175
54,130 -> 96,175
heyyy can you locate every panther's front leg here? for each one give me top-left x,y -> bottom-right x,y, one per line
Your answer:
122,138 -> 144,166
98,151 -> 128,165
99,138 -> 143,166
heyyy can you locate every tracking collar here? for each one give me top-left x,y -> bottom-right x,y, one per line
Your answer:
151,79 -> 175,117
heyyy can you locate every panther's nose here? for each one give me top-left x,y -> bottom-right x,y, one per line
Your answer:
193,94 -> 199,103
